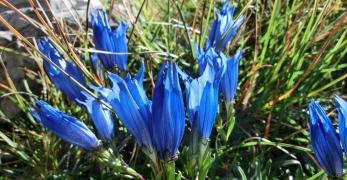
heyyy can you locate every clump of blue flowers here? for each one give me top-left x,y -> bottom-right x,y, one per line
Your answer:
30,2 -> 245,178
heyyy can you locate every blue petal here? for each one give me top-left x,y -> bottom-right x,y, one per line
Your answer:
217,15 -> 245,51
187,80 -> 202,126
197,81 -> 219,138
29,108 -> 41,122
38,38 -> 87,105
151,61 -> 185,159
196,47 -> 223,77
91,10 -> 115,68
125,61 -> 151,123
176,65 -> 194,123
208,2 -> 245,52
336,96 -> 347,158
31,100 -> 99,150
220,50 -> 243,102
89,84 -> 113,99
111,21 -> 128,70
208,2 -> 235,45
308,100 -> 343,177
80,92 -> 115,141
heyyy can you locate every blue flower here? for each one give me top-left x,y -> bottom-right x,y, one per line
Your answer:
90,10 -> 128,70
91,62 -> 153,150
336,96 -> 347,158
179,61 -> 225,139
308,100 -> 343,177
78,92 -> 115,141
196,44 -> 243,104
195,45 -> 225,75
220,50 -> 243,103
30,100 -> 99,150
208,2 -> 245,52
125,61 -> 152,123
38,38 -> 86,105
151,61 -> 185,159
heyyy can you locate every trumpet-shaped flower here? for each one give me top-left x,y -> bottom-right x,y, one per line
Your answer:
336,96 -> 347,158
124,61 -> 152,122
151,61 -> 185,159
38,38 -> 86,105
90,10 -> 128,70
195,46 -> 222,75
220,50 -> 243,103
31,100 -> 99,150
180,61 -> 225,139
79,93 -> 115,141
208,2 -> 245,52
91,62 -> 153,150
196,45 -> 242,104
308,100 -> 343,177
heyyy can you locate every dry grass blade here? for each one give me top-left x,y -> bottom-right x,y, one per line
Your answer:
1,0 -> 101,86
0,56 -> 28,110
0,15 -> 113,112
0,82 -> 12,92
191,0 -> 202,40
26,0 -> 101,86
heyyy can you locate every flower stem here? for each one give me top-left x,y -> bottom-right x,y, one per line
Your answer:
142,147 -> 160,174
225,101 -> 236,141
97,148 -> 144,179
189,123 -> 214,180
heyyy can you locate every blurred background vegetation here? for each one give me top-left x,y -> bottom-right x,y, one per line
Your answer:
0,0 -> 346,179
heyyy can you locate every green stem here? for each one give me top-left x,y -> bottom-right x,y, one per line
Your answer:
225,101 -> 236,141
163,161 -> 176,180
189,122 -> 213,180
97,148 -> 144,179
197,139 -> 210,180
142,147 -> 160,174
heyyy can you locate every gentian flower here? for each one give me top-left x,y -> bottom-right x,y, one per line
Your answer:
196,45 -> 243,104
151,61 -> 185,159
30,100 -> 99,150
220,50 -> 243,103
90,10 -> 128,70
180,61 -> 225,139
124,61 -> 152,122
195,45 -> 221,75
308,100 -> 343,177
38,38 -> 86,105
336,96 -> 347,158
91,62 -> 153,150
79,93 -> 115,141
208,2 -> 245,52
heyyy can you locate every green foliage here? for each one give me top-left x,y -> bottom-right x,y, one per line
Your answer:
0,0 -> 346,179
